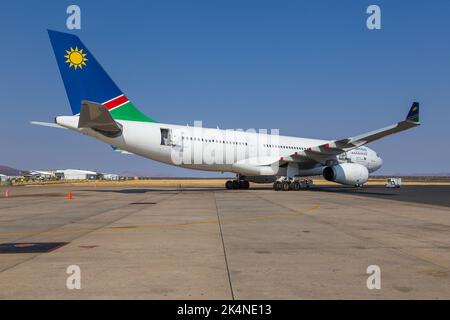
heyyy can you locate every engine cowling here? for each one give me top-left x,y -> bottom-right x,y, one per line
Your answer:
323,163 -> 369,186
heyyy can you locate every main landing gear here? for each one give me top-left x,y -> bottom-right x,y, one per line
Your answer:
225,179 -> 250,190
273,177 -> 313,191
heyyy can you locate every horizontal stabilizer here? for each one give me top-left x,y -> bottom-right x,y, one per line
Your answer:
78,101 -> 122,137
31,121 -> 67,129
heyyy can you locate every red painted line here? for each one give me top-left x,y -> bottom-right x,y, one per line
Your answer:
103,95 -> 128,110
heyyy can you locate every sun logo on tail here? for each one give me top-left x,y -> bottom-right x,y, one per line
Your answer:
64,47 -> 87,70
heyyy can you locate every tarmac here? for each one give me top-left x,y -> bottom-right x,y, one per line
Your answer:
0,184 -> 449,299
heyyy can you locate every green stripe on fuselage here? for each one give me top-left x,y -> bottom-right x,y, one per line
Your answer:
110,102 -> 156,123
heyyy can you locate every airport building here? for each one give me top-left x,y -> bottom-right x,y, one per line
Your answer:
102,173 -> 120,180
21,170 -> 55,180
55,169 -> 99,180
2,168 -> 124,182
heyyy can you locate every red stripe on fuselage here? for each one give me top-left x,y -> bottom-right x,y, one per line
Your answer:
103,95 -> 128,110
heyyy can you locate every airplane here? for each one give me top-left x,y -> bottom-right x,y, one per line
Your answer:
33,30 -> 420,191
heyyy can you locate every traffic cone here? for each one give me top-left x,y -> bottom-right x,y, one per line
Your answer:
68,192 -> 72,200
5,189 -> 10,197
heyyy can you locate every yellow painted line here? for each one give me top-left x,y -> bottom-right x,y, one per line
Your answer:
0,204 -> 320,239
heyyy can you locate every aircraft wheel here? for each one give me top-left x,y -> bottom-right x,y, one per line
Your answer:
292,181 -> 301,191
225,180 -> 233,190
232,180 -> 240,189
282,181 -> 291,191
240,180 -> 250,189
273,181 -> 282,191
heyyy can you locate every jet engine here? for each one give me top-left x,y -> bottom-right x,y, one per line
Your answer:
323,163 -> 369,186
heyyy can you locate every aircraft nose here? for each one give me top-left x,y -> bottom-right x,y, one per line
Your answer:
377,157 -> 383,169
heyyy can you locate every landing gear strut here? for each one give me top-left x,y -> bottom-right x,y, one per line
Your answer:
225,179 -> 250,190
273,177 -> 313,191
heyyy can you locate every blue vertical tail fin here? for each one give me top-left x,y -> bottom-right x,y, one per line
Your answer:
48,30 -> 155,122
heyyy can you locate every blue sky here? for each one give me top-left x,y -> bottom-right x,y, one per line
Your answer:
1,1 -> 449,176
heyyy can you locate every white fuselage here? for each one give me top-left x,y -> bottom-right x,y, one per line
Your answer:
56,116 -> 383,178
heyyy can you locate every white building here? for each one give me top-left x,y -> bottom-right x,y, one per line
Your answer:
102,173 -> 120,180
21,170 -> 55,180
0,174 -> 8,182
33,171 -> 55,179
56,169 -> 99,180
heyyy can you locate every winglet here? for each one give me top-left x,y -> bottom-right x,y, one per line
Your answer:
406,102 -> 420,124
111,145 -> 133,155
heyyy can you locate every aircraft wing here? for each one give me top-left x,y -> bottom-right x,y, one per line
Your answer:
280,102 -> 420,165
111,145 -> 134,155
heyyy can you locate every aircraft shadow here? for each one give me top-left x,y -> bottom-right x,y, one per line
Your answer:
82,187 -> 225,194
306,186 -> 397,196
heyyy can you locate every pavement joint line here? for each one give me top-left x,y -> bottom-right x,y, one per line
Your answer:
0,192 -> 180,274
313,196 -> 450,271
355,194 -> 450,211
213,191 -> 235,300
0,196 -> 120,227
307,193 -> 450,248
253,191 -> 450,273
0,205 -> 320,238
350,202 -> 450,230
307,187 -> 450,209
7,197 -> 147,244
1,186 -> 450,298
0,195 -> 77,210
